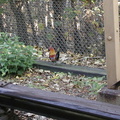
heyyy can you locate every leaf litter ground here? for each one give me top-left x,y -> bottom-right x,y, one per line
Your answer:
37,47 -> 106,69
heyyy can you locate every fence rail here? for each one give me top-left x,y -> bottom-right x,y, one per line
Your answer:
0,82 -> 120,120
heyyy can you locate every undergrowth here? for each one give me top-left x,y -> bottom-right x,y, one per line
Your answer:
0,32 -> 37,76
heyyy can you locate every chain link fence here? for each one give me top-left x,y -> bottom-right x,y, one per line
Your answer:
0,0 -> 104,56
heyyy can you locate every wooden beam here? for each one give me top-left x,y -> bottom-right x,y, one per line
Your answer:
103,0 -> 120,88
0,83 -> 120,119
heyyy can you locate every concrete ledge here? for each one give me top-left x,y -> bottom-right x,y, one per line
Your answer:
97,87 -> 120,105
34,60 -> 106,77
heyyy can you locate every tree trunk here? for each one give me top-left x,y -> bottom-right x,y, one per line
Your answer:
71,0 -> 82,54
52,0 -> 67,52
9,0 -> 29,45
0,14 -> 5,32
25,1 -> 38,45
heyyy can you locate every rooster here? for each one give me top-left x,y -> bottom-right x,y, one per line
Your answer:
48,47 -> 60,62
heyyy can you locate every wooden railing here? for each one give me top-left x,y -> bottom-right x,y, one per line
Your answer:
0,82 -> 119,120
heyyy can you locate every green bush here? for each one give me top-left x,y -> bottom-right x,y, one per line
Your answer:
0,32 -> 37,76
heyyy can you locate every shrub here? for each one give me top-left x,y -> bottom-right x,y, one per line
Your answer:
0,32 -> 37,76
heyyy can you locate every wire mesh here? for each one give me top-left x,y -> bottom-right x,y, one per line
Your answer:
0,0 -> 104,57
